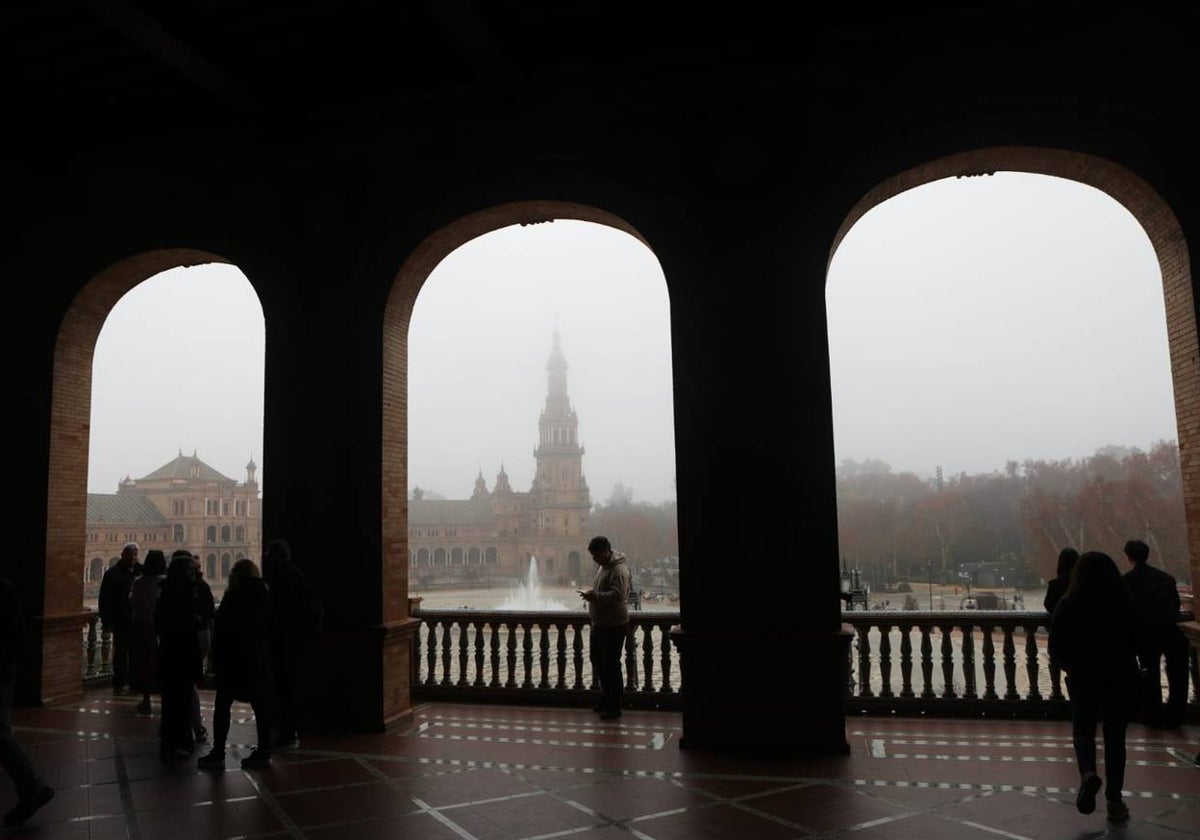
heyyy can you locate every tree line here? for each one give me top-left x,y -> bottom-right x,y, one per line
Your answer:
835,442 -> 1190,585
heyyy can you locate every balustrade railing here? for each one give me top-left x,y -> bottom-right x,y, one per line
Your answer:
82,610 -> 112,685
412,609 -> 682,708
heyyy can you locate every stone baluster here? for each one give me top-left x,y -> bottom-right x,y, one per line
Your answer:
961,622 -> 977,700
457,621 -> 470,686
572,624 -> 585,690
642,624 -> 654,691
473,622 -> 486,687
940,624 -> 955,699
919,625 -> 935,699
855,625 -> 873,698
1049,658 -> 1064,700
488,621 -> 501,687
538,621 -> 551,689
521,622 -> 534,689
505,621 -> 518,688
100,626 -> 112,677
982,625 -> 998,700
424,621 -> 437,686
899,625 -> 915,698
1024,623 -> 1041,700
1002,625 -> 1019,700
554,621 -> 568,689
440,620 -> 454,686
624,627 -> 639,690
878,624 -> 893,698
659,621 -> 673,694
588,626 -> 599,690
85,615 -> 99,678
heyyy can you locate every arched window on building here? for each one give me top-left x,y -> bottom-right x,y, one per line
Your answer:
235,525 -> 245,542
417,548 -> 430,566
206,525 -> 217,543
485,546 -> 498,564
173,524 -> 185,543
207,555 -> 217,579
467,547 -> 481,565
434,547 -> 446,565
220,525 -> 231,543
89,556 -> 104,583
221,553 -> 232,578
451,547 -> 464,565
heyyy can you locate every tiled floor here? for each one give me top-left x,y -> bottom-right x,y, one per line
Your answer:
3,690 -> 1198,839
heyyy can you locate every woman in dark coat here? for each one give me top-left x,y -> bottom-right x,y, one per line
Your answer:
1049,551 -> 1139,825
154,551 -> 205,761
197,559 -> 275,770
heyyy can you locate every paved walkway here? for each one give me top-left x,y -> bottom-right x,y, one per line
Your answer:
2,690 -> 1197,839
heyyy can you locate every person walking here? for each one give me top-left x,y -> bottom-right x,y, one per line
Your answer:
1121,539 -> 1189,729
154,551 -> 204,762
197,559 -> 275,771
98,542 -> 142,696
0,577 -> 54,827
129,549 -> 166,714
263,539 -> 320,749
578,535 -> 631,721
1049,551 -> 1140,825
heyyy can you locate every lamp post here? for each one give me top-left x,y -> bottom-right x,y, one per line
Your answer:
926,559 -> 934,611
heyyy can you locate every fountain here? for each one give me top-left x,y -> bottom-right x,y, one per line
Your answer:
497,556 -> 570,610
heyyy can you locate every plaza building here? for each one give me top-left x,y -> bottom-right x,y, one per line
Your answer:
409,332 -> 592,588
85,452 -> 262,595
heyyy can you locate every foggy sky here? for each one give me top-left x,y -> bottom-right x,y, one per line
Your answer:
88,173 -> 1177,500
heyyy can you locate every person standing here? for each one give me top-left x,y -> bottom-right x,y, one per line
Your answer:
1049,551 -> 1139,825
1121,539 -> 1189,728
154,551 -> 204,762
578,535 -> 631,721
129,549 -> 167,714
190,555 -> 215,745
1044,547 -> 1079,614
98,542 -> 142,696
0,577 -> 54,827
263,539 -> 320,749
197,559 -> 275,771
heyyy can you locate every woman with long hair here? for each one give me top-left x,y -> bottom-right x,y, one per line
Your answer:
129,549 -> 166,714
1049,550 -> 1139,824
1043,546 -> 1079,614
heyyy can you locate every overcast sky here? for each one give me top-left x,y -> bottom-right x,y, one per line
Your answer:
88,172 -> 1178,498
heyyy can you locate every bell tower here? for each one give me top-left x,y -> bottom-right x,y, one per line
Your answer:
532,331 -> 590,536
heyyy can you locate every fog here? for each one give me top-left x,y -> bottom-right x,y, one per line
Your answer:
88,172 -> 1177,500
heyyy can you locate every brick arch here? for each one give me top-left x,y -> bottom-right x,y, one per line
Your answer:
380,201 -> 650,628
830,147 -> 1198,587
44,249 -> 234,703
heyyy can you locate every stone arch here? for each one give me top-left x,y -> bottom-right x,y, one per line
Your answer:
831,147 -> 1197,582
88,556 -> 104,583
381,201 -> 652,627
44,249 -> 240,703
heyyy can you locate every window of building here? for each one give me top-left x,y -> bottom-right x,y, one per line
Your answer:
222,500 -> 230,516
206,525 -> 216,542
235,525 -> 245,542
220,525 -> 231,542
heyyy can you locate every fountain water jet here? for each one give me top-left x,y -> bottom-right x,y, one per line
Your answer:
497,556 -> 569,610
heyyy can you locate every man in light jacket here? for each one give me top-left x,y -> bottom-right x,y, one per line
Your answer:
579,536 -> 631,720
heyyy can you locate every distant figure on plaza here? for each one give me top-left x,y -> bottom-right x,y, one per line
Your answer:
578,535 -> 631,721
154,551 -> 205,762
263,539 -> 321,749
1049,551 -> 1138,825
0,577 -> 55,827
198,559 -> 275,771
129,549 -> 167,715
98,542 -> 142,696
1121,539 -> 1188,729
190,555 -> 215,746
1043,547 -> 1079,615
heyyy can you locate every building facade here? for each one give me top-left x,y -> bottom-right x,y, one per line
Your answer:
409,333 -> 593,587
85,453 -> 262,595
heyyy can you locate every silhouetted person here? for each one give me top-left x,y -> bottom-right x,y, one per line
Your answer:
198,559 -> 275,771
154,551 -> 204,762
129,549 -> 166,714
1049,551 -> 1138,825
1044,547 -> 1079,614
263,539 -> 320,749
190,555 -> 215,745
579,535 -> 631,721
98,542 -> 142,695
1121,539 -> 1188,728
0,577 -> 54,827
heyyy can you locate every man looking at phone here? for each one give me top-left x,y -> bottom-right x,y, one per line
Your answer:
579,536 -> 631,720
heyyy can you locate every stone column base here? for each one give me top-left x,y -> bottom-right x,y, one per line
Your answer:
670,627 -> 853,756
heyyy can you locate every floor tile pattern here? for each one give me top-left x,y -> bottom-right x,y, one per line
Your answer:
2,691 -> 1197,839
